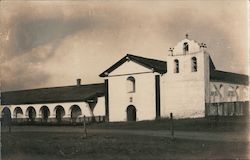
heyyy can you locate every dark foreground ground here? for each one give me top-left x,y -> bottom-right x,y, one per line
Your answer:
2,131 -> 249,160
1,118 -> 250,160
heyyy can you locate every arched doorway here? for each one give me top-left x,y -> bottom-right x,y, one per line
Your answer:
26,107 -> 36,122
13,107 -> 23,118
70,105 -> 82,123
1,107 -> 12,125
127,105 -> 136,121
40,106 -> 50,122
55,105 -> 65,123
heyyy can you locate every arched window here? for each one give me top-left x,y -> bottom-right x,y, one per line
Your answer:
191,57 -> 197,72
127,76 -> 135,93
174,59 -> 179,73
183,42 -> 189,54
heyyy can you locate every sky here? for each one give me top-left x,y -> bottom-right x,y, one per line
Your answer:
0,0 -> 249,91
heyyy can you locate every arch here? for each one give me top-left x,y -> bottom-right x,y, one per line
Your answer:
13,107 -> 23,118
26,106 -> 36,121
174,59 -> 179,73
228,86 -> 234,92
243,87 -> 248,99
126,105 -> 136,121
219,84 -> 224,98
54,105 -> 65,123
191,57 -> 197,72
183,42 -> 189,53
210,85 -> 218,102
228,86 -> 235,95
228,86 -> 235,101
1,107 -> 12,125
40,106 -> 50,122
127,76 -> 136,93
235,86 -> 240,97
70,105 -> 82,122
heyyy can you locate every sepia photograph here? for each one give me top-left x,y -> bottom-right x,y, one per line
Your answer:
0,0 -> 249,159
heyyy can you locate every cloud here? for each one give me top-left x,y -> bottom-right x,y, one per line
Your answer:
6,15 -> 95,60
1,56 -> 51,91
0,1 -> 248,91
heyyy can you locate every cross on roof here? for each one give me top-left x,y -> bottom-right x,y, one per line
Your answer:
185,33 -> 189,39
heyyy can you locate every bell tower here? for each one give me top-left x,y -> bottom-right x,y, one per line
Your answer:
162,34 -> 211,118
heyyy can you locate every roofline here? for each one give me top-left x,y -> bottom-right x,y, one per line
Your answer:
99,54 -> 166,77
1,83 -> 104,93
210,69 -> 249,85
99,54 -> 128,77
127,54 -> 167,73
210,79 -> 249,85
1,95 -> 105,106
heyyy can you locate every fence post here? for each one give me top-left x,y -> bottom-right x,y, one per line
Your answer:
83,115 -> 87,138
170,113 -> 174,140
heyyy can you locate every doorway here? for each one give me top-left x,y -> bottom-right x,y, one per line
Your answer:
127,105 -> 136,121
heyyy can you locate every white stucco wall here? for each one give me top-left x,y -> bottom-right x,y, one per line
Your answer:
162,50 -> 209,118
172,39 -> 201,56
0,97 -> 105,119
93,96 -> 105,116
109,60 -> 152,76
107,60 -> 158,122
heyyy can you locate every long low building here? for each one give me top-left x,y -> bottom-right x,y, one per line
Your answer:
0,81 -> 106,123
1,36 -> 249,123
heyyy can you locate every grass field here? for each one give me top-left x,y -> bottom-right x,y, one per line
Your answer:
12,117 -> 250,132
88,117 -> 249,132
1,117 -> 249,160
2,131 -> 249,160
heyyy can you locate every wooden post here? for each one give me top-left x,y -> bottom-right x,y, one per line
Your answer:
170,113 -> 174,140
83,115 -> 87,138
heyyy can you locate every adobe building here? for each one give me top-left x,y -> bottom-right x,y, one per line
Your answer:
100,36 -> 249,122
0,81 -> 106,123
1,36 -> 249,123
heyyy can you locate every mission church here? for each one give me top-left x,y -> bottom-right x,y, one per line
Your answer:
1,36 -> 249,123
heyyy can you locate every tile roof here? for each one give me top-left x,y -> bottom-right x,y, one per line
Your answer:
99,54 -> 167,77
1,83 -> 105,105
209,56 -> 248,85
210,69 -> 249,85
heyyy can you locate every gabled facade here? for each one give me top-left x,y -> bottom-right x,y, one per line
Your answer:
100,54 -> 166,122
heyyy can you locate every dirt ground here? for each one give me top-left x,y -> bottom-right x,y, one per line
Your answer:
1,125 -> 250,160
